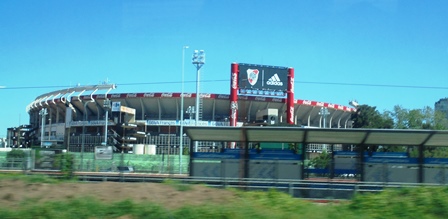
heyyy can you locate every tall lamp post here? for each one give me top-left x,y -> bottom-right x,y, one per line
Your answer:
319,107 -> 329,128
102,99 -> 111,145
319,107 -> 330,151
39,108 -> 48,148
179,45 -> 188,174
192,50 -> 205,152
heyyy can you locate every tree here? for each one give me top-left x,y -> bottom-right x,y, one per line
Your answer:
351,104 -> 393,129
391,105 -> 447,130
310,151 -> 331,169
389,105 -> 448,157
350,104 -> 392,152
434,110 -> 448,130
352,104 -> 447,156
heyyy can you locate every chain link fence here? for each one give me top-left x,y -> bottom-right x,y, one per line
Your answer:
0,149 -> 189,174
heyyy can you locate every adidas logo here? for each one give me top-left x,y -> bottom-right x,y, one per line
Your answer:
266,74 -> 283,86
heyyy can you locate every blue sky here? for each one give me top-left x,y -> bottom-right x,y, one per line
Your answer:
1,0 -> 447,137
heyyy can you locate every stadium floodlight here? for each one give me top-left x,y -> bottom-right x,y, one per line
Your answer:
349,100 -> 359,108
192,49 -> 205,152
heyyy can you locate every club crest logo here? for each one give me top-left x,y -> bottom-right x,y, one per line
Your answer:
246,69 -> 259,86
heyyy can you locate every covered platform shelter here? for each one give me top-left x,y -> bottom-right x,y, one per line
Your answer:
185,126 -> 448,183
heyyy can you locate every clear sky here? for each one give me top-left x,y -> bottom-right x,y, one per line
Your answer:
1,0 -> 447,138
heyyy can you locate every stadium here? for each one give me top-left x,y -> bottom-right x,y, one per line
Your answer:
18,89 -> 355,152
8,63 -> 356,153
7,63 -> 448,185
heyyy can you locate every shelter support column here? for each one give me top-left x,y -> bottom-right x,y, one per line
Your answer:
358,144 -> 365,182
301,143 -> 306,180
189,138 -> 194,176
330,144 -> 335,179
418,144 -> 424,183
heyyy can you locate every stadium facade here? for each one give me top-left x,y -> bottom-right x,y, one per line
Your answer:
6,63 -> 356,153
5,89 -> 354,152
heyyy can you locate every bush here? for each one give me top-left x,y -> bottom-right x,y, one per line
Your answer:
349,186 -> 448,219
54,153 -> 75,179
6,149 -> 26,159
4,149 -> 27,168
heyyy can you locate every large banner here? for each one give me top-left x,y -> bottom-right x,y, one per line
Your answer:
95,146 -> 113,160
238,63 -> 289,91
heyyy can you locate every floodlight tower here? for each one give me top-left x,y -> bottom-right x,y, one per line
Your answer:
192,50 -> 205,152
192,50 -> 205,126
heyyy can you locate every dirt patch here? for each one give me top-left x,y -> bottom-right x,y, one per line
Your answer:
0,179 -> 237,209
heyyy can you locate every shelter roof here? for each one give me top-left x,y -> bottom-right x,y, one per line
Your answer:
184,126 -> 448,147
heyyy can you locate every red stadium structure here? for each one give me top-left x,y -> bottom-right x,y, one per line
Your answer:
229,63 -> 296,126
22,89 -> 354,152
16,63 -> 355,153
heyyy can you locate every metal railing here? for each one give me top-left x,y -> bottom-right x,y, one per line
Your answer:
66,174 -> 447,200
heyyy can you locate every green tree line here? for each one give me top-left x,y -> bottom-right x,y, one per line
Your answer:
351,104 -> 448,130
350,104 -> 448,156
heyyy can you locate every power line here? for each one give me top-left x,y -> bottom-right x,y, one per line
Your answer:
297,81 -> 448,90
1,85 -> 70,90
1,80 -> 448,90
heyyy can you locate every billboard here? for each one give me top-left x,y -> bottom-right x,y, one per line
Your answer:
95,146 -> 113,160
111,102 -> 121,112
238,63 -> 288,91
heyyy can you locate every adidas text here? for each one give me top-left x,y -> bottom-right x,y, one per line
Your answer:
267,74 -> 283,86
267,81 -> 283,86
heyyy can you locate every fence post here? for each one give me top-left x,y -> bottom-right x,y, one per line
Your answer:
222,159 -> 227,188
288,182 -> 293,196
443,164 -> 446,184
354,184 -> 358,197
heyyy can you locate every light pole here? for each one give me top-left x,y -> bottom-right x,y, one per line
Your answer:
192,50 -> 205,152
187,106 -> 195,120
319,107 -> 330,151
103,99 -> 111,146
179,45 -> 188,174
319,107 -> 329,128
39,108 -> 47,148
81,101 -> 90,171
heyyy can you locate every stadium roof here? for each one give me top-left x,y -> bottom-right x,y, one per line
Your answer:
28,92 -> 356,128
184,126 -> 448,147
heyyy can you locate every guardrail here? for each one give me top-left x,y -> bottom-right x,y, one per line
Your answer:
1,168 -> 444,200
64,173 -> 447,200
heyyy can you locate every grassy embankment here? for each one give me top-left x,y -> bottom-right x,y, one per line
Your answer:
0,173 -> 448,219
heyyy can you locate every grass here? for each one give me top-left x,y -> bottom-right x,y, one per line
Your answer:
162,179 -> 193,191
0,174 -> 448,219
0,173 -> 60,184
